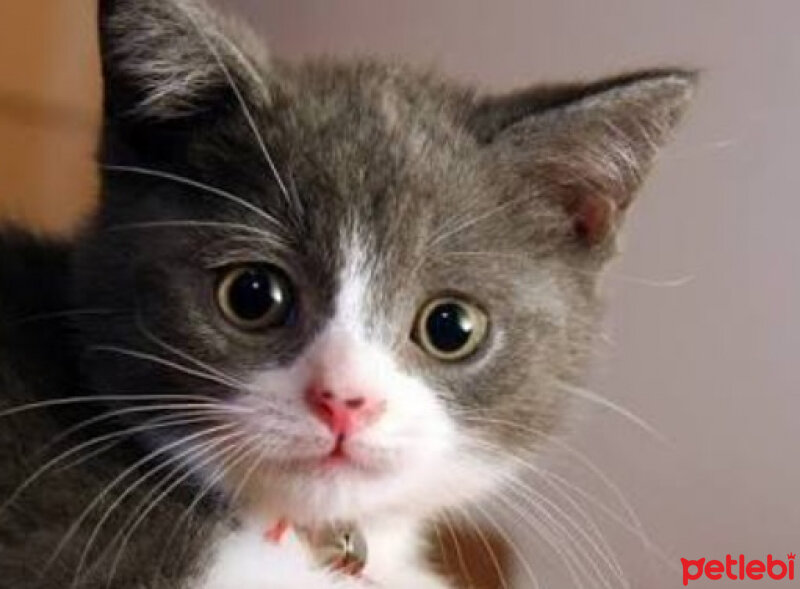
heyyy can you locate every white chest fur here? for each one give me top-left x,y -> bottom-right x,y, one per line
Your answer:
194,515 -> 450,589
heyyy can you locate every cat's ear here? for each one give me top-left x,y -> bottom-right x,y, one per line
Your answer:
470,70 -> 697,248
98,0 -> 267,122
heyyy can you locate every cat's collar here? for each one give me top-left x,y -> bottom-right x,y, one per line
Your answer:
265,518 -> 368,577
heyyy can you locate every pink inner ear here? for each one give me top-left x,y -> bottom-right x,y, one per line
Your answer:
571,193 -> 619,245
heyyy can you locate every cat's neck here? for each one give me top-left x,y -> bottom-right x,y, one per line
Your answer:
247,505 -> 431,572
201,510 -> 443,588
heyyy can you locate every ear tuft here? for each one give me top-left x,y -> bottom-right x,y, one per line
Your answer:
99,0 -> 268,120
474,69 -> 697,248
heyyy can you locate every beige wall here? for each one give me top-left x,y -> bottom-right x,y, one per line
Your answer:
223,1 -> 799,587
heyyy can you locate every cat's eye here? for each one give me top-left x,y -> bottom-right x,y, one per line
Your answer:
413,297 -> 488,361
216,264 -> 294,330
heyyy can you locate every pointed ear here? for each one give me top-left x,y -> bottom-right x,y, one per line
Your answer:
98,0 -> 268,123
470,70 -> 697,248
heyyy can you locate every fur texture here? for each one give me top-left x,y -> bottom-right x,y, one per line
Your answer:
0,0 -> 695,586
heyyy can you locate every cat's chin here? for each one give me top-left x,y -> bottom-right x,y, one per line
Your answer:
285,453 -> 394,477
236,461 -> 410,524
232,444 -> 510,527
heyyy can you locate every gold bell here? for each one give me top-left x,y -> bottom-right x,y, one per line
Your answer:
307,522 -> 368,576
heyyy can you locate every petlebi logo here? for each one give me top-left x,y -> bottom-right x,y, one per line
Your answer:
681,553 -> 796,585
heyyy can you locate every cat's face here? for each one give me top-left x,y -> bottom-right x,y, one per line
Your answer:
74,0 -> 694,524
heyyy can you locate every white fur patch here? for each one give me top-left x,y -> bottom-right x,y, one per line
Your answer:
196,521 -> 362,589
196,517 -> 450,588
203,235 -> 506,587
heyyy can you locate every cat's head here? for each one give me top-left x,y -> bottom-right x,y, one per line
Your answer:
73,0 -> 694,524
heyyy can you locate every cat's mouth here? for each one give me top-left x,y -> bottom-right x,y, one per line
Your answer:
329,434 -> 348,457
318,435 -> 350,466
278,436 -> 395,477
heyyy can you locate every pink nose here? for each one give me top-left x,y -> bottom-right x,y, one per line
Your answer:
305,386 -> 385,436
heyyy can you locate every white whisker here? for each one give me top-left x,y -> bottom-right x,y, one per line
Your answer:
43,402 -> 248,451
12,308 -> 119,325
106,220 -> 286,246
492,486 -> 589,589
71,425 -> 241,587
46,422 -> 236,577
461,415 -> 667,571
554,380 -> 669,445
473,500 -> 542,589
88,345 -> 243,391
135,318 -> 250,388
152,434 -> 264,580
0,413 -> 232,522
501,472 -> 620,589
102,165 -> 283,230
526,471 -> 627,584
0,393 -> 219,419
449,505 -> 510,589
102,429 -> 250,586
174,4 -> 293,210
472,442 -> 606,589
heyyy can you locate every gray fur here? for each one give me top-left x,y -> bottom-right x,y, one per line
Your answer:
0,0 -> 695,586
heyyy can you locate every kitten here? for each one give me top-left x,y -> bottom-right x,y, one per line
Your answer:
0,0 -> 695,587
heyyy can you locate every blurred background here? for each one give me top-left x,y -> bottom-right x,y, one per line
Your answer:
1,1 -> 798,587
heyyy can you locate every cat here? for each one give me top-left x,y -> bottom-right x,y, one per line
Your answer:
0,0 -> 695,587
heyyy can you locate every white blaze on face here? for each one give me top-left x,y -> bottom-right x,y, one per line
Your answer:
234,236 -> 505,521
200,246 -> 506,589
303,237 -> 456,468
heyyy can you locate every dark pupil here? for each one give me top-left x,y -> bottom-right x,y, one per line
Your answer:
425,303 -> 473,353
229,269 -> 284,321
